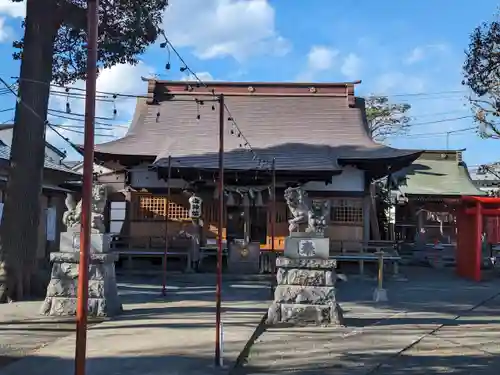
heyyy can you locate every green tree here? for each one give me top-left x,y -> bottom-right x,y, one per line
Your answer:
463,11 -> 500,138
0,0 -> 168,303
365,96 -> 412,142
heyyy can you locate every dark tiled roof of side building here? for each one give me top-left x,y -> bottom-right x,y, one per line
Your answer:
0,143 -> 80,175
0,124 -> 66,157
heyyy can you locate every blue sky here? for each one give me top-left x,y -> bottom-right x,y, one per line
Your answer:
0,0 -> 499,166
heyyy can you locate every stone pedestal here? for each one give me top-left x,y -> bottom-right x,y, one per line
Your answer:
60,231 -> 112,253
40,231 -> 122,317
267,233 -> 343,326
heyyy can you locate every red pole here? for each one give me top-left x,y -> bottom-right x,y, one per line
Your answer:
162,155 -> 172,296
215,94 -> 224,366
75,1 -> 98,375
475,201 -> 483,282
271,158 -> 276,254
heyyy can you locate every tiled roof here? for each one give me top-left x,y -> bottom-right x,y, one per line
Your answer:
62,160 -> 83,170
392,151 -> 485,196
94,81 -> 421,172
0,144 -> 79,175
0,124 -> 66,157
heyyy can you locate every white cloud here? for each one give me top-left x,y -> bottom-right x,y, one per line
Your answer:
0,16 -> 12,42
163,0 -> 290,62
404,47 -> 425,65
404,44 -> 449,65
296,45 -> 339,81
307,46 -> 338,71
340,53 -> 362,80
47,62 -> 154,146
0,0 -> 25,18
180,71 -> 215,82
372,72 -> 426,95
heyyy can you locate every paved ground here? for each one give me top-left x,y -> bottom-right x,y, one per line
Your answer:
235,267 -> 500,375
0,274 -> 270,375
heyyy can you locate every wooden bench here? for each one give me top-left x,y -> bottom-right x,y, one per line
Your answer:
329,240 -> 401,278
330,252 -> 402,279
110,235 -> 195,272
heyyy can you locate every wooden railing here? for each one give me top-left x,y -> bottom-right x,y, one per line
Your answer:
109,235 -> 403,274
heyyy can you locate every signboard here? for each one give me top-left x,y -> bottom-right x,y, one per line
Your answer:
46,207 -> 57,241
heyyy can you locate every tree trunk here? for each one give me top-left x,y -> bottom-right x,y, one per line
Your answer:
0,0 -> 59,303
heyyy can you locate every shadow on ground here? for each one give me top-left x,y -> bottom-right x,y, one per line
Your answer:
0,352 -> 228,375
0,276 -> 272,372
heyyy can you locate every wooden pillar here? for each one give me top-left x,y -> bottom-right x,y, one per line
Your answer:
362,193 -> 371,245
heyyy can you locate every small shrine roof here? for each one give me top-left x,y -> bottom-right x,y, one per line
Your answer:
392,151 -> 485,197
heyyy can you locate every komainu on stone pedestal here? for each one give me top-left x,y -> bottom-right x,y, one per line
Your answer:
267,187 -> 344,327
41,184 -> 122,317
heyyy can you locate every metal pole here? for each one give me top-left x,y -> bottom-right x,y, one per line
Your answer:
162,155 -> 172,296
75,1 -> 98,374
377,251 -> 384,290
215,94 -> 224,366
271,158 -> 276,254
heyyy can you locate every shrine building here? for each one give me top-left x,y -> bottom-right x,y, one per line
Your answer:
87,79 -> 423,269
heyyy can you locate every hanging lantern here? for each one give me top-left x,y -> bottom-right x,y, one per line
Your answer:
188,194 -> 203,219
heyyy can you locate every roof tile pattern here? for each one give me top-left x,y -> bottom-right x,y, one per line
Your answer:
95,95 -> 420,171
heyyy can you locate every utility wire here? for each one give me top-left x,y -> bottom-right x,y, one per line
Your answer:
0,77 -> 111,154
159,31 -> 273,169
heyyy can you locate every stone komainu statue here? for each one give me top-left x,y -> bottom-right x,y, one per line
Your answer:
284,186 -> 329,235
62,184 -> 107,233
284,186 -> 309,233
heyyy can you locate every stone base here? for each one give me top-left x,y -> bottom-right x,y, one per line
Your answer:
284,236 -> 330,259
40,252 -> 122,317
274,285 -> 336,304
60,231 -> 112,253
267,253 -> 344,327
277,268 -> 335,286
40,296 -> 121,317
372,287 -> 388,302
267,302 -> 344,326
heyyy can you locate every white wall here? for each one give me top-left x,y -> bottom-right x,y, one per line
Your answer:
303,167 -> 365,192
130,164 -> 187,189
129,163 -> 365,192
73,163 -> 113,175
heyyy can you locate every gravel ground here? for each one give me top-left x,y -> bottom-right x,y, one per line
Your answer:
235,267 -> 500,375
0,273 -> 271,372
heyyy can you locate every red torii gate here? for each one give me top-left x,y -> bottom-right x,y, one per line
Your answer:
457,196 -> 500,281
